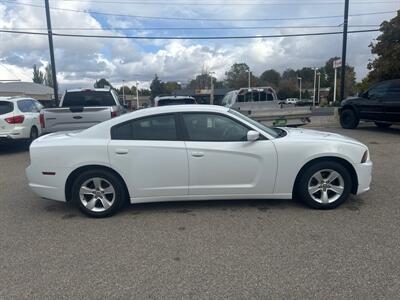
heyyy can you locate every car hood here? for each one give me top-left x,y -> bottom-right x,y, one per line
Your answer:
280,127 -> 366,148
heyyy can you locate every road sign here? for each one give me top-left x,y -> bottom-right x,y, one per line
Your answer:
333,59 -> 342,69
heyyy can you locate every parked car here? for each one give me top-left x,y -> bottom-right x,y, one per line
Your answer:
340,79 -> 400,129
285,98 -> 299,104
40,88 -> 126,134
0,97 -> 43,142
154,96 -> 197,106
295,99 -> 313,106
26,105 -> 372,217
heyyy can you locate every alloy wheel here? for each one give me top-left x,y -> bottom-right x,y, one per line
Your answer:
307,169 -> 345,204
79,177 -> 116,212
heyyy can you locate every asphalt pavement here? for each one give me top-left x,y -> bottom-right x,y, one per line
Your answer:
1,122 -> 400,299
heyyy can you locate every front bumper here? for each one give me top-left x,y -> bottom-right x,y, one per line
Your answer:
354,160 -> 373,195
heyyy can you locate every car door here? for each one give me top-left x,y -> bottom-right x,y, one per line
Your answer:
181,112 -> 278,196
359,82 -> 390,121
108,113 -> 189,199
382,80 -> 400,122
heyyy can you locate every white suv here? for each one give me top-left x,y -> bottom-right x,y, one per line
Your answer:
0,97 -> 43,142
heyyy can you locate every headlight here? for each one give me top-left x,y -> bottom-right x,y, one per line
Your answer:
361,150 -> 369,163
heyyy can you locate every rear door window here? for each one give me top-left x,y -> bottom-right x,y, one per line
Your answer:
111,114 -> 178,140
62,91 -> 116,107
0,101 -> 13,115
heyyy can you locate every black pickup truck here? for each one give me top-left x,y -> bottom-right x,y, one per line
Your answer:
340,79 -> 400,129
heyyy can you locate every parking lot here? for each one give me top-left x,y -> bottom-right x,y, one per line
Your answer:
1,121 -> 400,299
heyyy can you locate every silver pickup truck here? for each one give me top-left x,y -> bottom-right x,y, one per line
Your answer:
40,88 -> 126,134
222,87 -> 311,127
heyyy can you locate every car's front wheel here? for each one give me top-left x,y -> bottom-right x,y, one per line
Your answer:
72,169 -> 126,217
375,122 -> 392,128
340,109 -> 359,129
296,161 -> 352,209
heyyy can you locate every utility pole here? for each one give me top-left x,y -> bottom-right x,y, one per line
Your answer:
340,0 -> 349,101
317,72 -> 321,105
122,80 -> 125,105
312,68 -> 318,107
297,77 -> 302,100
44,0 -> 59,105
209,71 -> 215,105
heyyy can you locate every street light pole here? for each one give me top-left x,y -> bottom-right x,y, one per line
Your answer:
313,68 -> 318,107
333,67 -> 338,103
297,77 -> 302,100
44,0 -> 59,105
246,69 -> 251,89
136,81 -> 139,109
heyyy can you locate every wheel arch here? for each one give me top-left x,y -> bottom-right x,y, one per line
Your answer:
293,156 -> 358,196
65,165 -> 130,202
341,104 -> 360,118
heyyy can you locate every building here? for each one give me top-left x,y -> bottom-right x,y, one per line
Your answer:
0,81 -> 55,106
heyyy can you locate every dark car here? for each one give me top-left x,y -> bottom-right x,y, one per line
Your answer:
339,79 -> 400,129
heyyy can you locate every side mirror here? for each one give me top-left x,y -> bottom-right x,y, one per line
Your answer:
247,130 -> 260,142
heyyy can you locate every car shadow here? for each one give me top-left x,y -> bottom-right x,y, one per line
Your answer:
121,198 -> 304,217
0,140 -> 29,154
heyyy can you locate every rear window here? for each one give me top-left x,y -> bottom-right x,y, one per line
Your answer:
62,91 -> 116,107
0,101 -> 13,115
157,98 -> 196,106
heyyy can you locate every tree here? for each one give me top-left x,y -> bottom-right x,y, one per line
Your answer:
118,86 -> 131,95
366,10 -> 400,83
277,80 -> 298,99
94,78 -> 112,89
164,81 -> 181,95
282,68 -> 297,80
259,69 -> 280,87
32,64 -> 44,84
150,74 -> 165,99
225,63 -> 258,89
188,73 -> 224,90
44,63 -> 54,88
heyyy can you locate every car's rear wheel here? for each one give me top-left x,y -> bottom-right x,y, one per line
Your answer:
340,109 -> 359,129
296,161 -> 352,209
375,122 -> 392,128
29,127 -> 39,142
72,169 -> 126,217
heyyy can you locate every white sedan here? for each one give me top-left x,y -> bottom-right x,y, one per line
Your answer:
0,97 -> 43,142
26,105 -> 372,217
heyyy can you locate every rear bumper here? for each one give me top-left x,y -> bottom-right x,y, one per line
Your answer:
0,126 -> 29,140
354,160 -> 373,195
26,165 -> 69,202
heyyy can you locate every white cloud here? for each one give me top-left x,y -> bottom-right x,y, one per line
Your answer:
0,1 -> 398,90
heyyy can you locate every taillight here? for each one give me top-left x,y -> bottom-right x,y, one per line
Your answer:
39,113 -> 45,128
5,115 -> 25,124
111,111 -> 117,118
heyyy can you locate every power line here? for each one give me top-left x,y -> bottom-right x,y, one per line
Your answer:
0,25 -> 380,31
0,28 -> 380,39
32,0 -> 400,5
1,1 -> 397,21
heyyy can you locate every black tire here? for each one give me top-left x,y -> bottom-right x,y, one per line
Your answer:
29,127 -> 39,143
375,122 -> 392,128
340,108 -> 359,129
72,169 -> 126,217
296,161 -> 352,209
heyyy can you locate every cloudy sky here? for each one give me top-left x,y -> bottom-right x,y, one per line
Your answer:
0,0 -> 398,90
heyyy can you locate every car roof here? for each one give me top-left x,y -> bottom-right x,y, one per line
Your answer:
0,96 -> 36,102
66,88 -> 111,93
155,96 -> 195,100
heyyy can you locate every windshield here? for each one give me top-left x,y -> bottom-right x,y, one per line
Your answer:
62,91 -> 116,107
157,98 -> 196,106
0,101 -> 13,115
228,109 -> 280,138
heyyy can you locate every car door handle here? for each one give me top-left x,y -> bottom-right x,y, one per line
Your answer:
115,148 -> 129,155
191,151 -> 204,158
